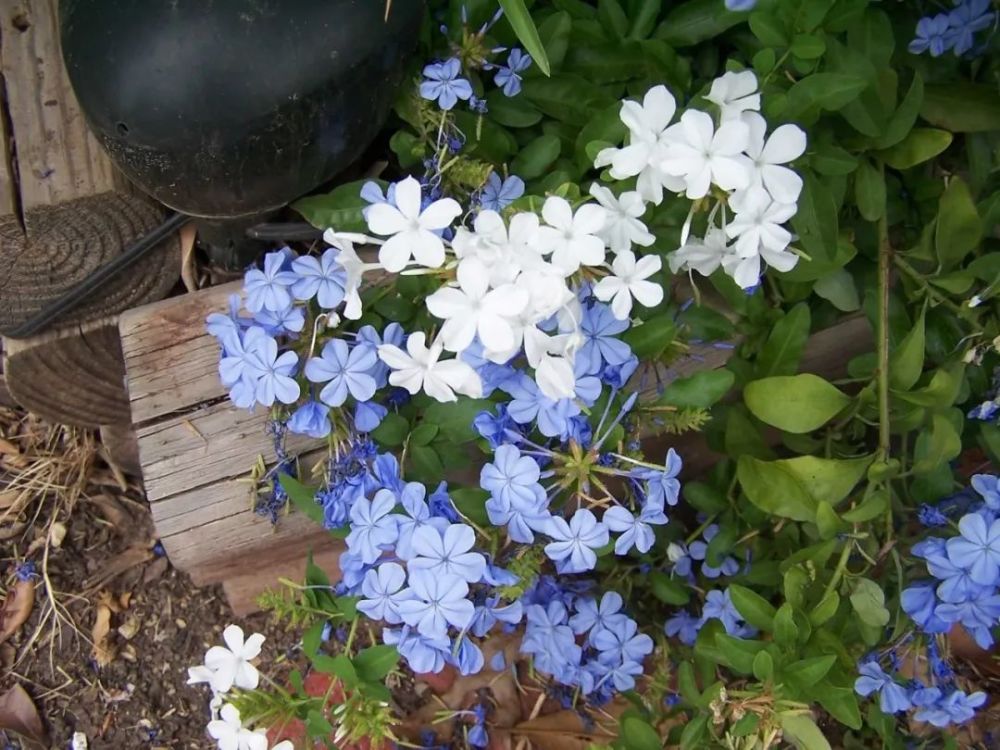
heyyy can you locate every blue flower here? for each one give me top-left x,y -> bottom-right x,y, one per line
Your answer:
701,588 -> 752,637
450,636 -> 485,676
252,305 -> 305,337
397,571 -> 475,637
725,0 -> 756,10
543,509 -> 610,573
218,325 -> 267,391
493,48 -> 532,97
503,374 -> 581,438
601,355 -> 639,389
569,591 -> 626,635
945,511 -> 1000,585
901,583 -> 950,633
909,14 -> 954,56
357,323 -> 405,388
384,625 -> 451,674
926,551 -> 987,603
243,332 -> 301,406
419,58 -> 473,110
592,617 -> 654,666
428,481 -> 461,522
486,488 -> 550,545
305,340 -> 378,407
408,523 -> 487,583
604,502 -> 667,555
522,601 -> 578,662
287,399 -> 332,439
578,303 -> 632,375
244,250 -> 299,313
358,562 -> 412,624
479,173 -> 524,212
971,473 -> 1000,510
936,596 -> 1000,648
481,444 -> 543,508
947,0 -> 996,55
372,453 -> 405,495
354,400 -> 387,432
392,482 -> 448,560
638,448 -> 683,508
915,688 -> 988,727
689,524 -> 740,578
474,404 -> 517,448
969,399 -> 1000,420
206,293 -> 250,345
470,596 -> 524,637
600,659 -> 645,692
854,662 -> 912,714
918,504 -> 949,527
345,489 -> 399,565
291,248 -> 347,309
664,610 -> 701,645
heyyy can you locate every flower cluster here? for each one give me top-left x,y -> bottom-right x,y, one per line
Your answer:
187,625 -> 293,750
594,72 -> 806,291
664,587 -> 757,646
908,0 -> 996,57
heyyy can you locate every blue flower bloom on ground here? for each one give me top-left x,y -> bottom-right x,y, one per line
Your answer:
479,173 -> 525,212
494,48 -> 532,97
481,443 -> 543,508
637,448 -> 683,508
397,571 -> 475,637
503,374 -> 581,438
603,503 -> 666,555
569,591 -> 626,635
392,482 -> 448,560
290,247 -> 347,309
287,399 -> 331,438
945,511 -> 1000,586
345,489 -> 399,565
357,562 -> 412,624
243,250 -> 298,313
664,610 -> 701,645
408,523 -> 487,583
243,332 -> 301,406
971,473 -> 1000,509
419,58 -> 473,110
543,509 -> 610,573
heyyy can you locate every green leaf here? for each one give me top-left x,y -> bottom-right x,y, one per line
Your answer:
621,717 -> 661,750
785,655 -> 836,685
792,173 -> 839,265
913,412 -> 962,473
312,654 -> 359,687
627,0 -> 662,39
780,713 -> 831,750
659,370 -> 734,408
511,134 -> 561,180
889,310 -> 925,391
814,269 -> 860,312
649,571 -> 691,606
293,179 -> 377,231
371,412 -> 409,447
499,0 -> 551,75
753,650 -> 775,682
791,34 -> 826,59
737,455 -> 817,522
810,143 -> 858,176
809,590 -> 840,626
729,585 -> 776,631
352,644 -> 399,683
450,487 -> 491,527
744,374 -> 850,433
485,90 -> 543,127
842,489 -> 888,522
597,0 -> 628,37
921,83 -> 1000,132
536,10 -> 573,68
683,481 -> 728,513
815,501 -> 842,539
623,313 -> 675,359
421,399 -> 493,443
785,73 -> 868,115
654,0 -> 748,46
409,444 -> 444,483
279,474 -> 322,525
680,715 -> 710,749
677,661 -> 702,706
749,11 -> 788,47
409,422 -> 439,447
878,128 -> 953,170
849,578 -> 890,627
936,178 -> 982,269
756,303 -> 811,377
716,634 -> 767,674
819,687 -> 863,729
302,621 -> 324,658
773,603 -> 798,646
854,158 -> 885,221
780,455 -> 874,506
306,709 -> 335,738
876,73 -> 924,150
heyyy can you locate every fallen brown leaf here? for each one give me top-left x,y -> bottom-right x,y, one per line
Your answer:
180,222 -> 199,293
0,579 -> 35,645
511,709 -> 618,750
0,684 -> 48,747
92,591 -> 116,667
88,494 -> 133,530
84,545 -> 155,590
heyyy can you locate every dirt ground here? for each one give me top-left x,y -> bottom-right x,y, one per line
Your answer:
0,406 -> 297,749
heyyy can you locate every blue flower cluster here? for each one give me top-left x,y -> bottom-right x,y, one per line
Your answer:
901,475 -> 1000,650
908,0 -> 996,56
667,523 -> 742,580
664,587 -> 757,646
849,474 -> 1000,728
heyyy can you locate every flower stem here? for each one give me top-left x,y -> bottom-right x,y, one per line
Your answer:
876,188 -> 891,464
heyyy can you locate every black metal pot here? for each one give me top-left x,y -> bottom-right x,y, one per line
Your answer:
59,0 -> 424,220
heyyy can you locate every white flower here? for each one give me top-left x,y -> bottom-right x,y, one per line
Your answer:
594,85 -> 686,205
425,257 -> 529,353
189,625 -> 264,694
721,252 -> 764,290
661,110 -> 751,199
588,185 -> 655,254
537,196 -> 607,273
668,227 -> 733,278
322,230 -> 380,320
742,113 -> 807,204
365,176 -> 462,272
207,704 -> 269,750
593,251 -> 664,320
725,186 -> 797,259
969,295 -> 984,308
378,332 -> 482,403
536,354 -> 577,400
453,210 -> 542,286
705,70 -> 761,121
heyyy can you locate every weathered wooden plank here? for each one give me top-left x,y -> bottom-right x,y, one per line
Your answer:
0,0 -> 129,214
224,545 -> 344,617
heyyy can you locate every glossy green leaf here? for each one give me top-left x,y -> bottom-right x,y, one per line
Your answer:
499,0 -> 551,75
819,687 -> 863,729
785,73 -> 868,115
293,179 -> 379,231
814,268 -> 860,311
654,0 -> 747,46
888,310 -> 925,391
659,369 -> 735,408
785,655 -> 836,685
628,0 -> 661,39
809,590 -> 840,626
791,33 -> 826,59
738,455 -> 817,522
422,399 -> 493,443
744,374 -> 851,433
729,585 -> 776,631
773,603 -> 798,646
279,474 -> 323,525
649,571 -> 691,605
753,650 -> 775,682
841,489 -> 888,522
850,578 -> 890,627
936,177 -> 982,269
716,633 -> 766,673
780,455 -> 873,507
623,313 -> 676,358
876,73 -> 924,149
352,644 -> 399,683
756,303 -> 811,377
780,712 -> 832,750
621,717 -> 661,750
749,11 -> 788,46
371,412 -> 409,447
854,158 -> 885,221
450,488 -> 491,526
878,128 -> 952,170
921,83 -> 1000,132
815,501 -> 842,539
913,412 -> 962,473
792,173 -> 839,265
510,134 -> 561,179
597,0 -> 628,37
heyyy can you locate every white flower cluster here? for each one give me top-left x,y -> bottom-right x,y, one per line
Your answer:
347,173 -> 664,404
595,70 -> 807,290
187,625 -> 292,750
